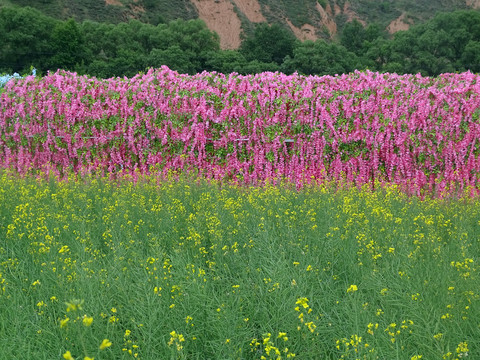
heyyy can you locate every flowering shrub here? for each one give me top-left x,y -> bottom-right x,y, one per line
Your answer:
1,67 -> 480,196
0,68 -> 36,89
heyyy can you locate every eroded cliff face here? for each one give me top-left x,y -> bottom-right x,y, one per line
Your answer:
190,0 -> 243,49
466,0 -> 480,9
387,12 -> 412,34
190,0 -> 367,49
102,0 -> 479,50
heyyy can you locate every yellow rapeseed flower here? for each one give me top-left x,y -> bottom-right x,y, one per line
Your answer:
347,284 -> 358,293
60,317 -> 70,328
295,297 -> 309,309
65,299 -> 84,312
99,339 -> 112,350
82,315 -> 93,327
63,351 -> 74,360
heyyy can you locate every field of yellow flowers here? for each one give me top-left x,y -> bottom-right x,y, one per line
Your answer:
0,171 -> 478,359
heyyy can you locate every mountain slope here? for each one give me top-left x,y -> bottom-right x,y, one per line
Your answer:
2,0 -> 479,49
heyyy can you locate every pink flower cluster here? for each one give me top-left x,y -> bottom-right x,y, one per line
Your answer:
1,67 -> 480,196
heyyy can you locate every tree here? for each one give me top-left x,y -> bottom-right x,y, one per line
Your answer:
146,19 -> 220,73
147,45 -> 196,74
49,18 -> 87,71
204,50 -> 247,74
340,19 -> 365,54
0,6 -> 57,73
282,40 -> 357,76
461,40 -> 480,73
240,23 -> 296,65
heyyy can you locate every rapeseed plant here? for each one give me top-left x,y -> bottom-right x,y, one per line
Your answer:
1,172 -> 480,358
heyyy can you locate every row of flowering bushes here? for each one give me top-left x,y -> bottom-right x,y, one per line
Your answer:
0,68 -> 36,89
1,67 -> 480,196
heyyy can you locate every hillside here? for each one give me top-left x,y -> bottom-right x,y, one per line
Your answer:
1,0 -> 479,49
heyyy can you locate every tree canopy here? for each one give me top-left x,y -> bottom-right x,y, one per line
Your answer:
1,7 -> 480,77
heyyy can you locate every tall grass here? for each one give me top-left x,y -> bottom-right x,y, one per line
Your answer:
0,171 -> 478,359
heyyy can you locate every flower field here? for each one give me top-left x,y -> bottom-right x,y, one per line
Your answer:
0,173 -> 478,359
2,68 -> 480,196
1,69 -> 480,359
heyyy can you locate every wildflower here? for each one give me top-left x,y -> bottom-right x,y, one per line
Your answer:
456,341 -> 468,357
305,321 -> 317,333
168,331 -> 185,351
82,315 -> 93,327
65,299 -> 84,312
347,284 -> 358,293
99,339 -> 112,350
60,317 -> 70,328
295,297 -> 309,308
63,351 -> 74,360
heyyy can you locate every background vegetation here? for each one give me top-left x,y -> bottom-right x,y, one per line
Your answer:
1,5 -> 480,77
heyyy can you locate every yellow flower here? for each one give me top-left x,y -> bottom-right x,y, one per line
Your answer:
65,299 -> 84,312
295,297 -> 309,309
82,315 -> 93,327
84,357 -> 94,360
99,339 -> 112,350
305,321 -> 317,333
60,317 -> 70,328
347,284 -> 358,293
63,351 -> 74,360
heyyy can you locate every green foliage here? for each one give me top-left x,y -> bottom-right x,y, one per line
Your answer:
1,173 -> 480,359
240,23 -> 296,65
49,18 -> 88,71
375,10 -> 480,75
204,50 -> 248,74
2,5 -> 480,77
0,6 -> 57,73
282,40 -> 358,75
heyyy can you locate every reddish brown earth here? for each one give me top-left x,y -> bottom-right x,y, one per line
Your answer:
190,0 -> 243,49
387,12 -> 411,34
189,0 -> 372,49
232,0 -> 265,23
316,2 -> 337,38
103,0 -> 476,50
466,0 -> 480,9
105,0 -> 122,6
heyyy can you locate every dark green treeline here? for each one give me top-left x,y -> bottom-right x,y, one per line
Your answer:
1,6 -> 480,77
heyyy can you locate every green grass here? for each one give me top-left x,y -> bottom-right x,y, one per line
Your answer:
0,171 -> 479,359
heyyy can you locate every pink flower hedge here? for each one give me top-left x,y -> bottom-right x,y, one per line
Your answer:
1,67 -> 480,196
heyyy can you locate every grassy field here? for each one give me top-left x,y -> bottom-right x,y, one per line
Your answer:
0,171 -> 478,359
